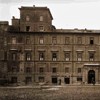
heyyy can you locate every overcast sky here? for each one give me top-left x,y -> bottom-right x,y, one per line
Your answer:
0,0 -> 100,29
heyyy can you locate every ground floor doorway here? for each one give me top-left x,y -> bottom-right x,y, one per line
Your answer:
52,77 -> 57,84
88,70 -> 95,84
64,77 -> 70,84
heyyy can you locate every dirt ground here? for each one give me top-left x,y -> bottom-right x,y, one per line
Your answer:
0,85 -> 100,100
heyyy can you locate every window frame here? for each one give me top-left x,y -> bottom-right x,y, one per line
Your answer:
65,37 -> 70,44
39,36 -> 44,44
90,37 -> 94,45
65,67 -> 69,73
11,53 -> 17,61
77,53 -> 82,61
12,37 -> 16,44
26,15 -> 30,21
40,15 -> 43,21
52,36 -> 57,44
77,37 -> 82,44
52,52 -> 57,61
52,67 -> 57,73
89,52 -> 94,61
78,68 -> 81,73
26,36 -> 30,44
26,26 -> 30,32
39,67 -> 44,73
25,52 -> 31,61
65,52 -> 70,61
39,52 -> 44,61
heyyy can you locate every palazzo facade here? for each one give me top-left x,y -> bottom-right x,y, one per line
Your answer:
0,5 -> 100,85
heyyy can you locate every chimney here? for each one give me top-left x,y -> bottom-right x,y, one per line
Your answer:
33,5 -> 35,7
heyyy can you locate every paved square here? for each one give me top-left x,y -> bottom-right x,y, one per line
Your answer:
0,85 -> 100,100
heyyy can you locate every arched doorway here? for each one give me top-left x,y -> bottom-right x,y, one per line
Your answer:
88,70 -> 95,84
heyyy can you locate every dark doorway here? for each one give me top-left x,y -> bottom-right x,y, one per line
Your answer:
88,70 -> 95,84
52,77 -> 57,84
11,77 -> 17,84
64,77 -> 70,84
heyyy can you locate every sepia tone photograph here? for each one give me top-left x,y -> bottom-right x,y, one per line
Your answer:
0,0 -> 100,100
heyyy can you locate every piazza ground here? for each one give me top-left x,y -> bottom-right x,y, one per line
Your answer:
0,85 -> 100,100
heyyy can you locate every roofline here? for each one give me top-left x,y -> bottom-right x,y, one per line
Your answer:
18,6 -> 53,20
7,31 -> 100,35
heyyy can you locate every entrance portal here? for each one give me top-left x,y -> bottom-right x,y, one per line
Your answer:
64,77 -> 70,84
88,70 -> 95,84
52,77 -> 57,84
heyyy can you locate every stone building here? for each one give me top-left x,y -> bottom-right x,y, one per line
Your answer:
0,5 -> 100,85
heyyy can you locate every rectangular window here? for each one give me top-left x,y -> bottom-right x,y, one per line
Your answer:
26,36 -> 30,44
12,53 -> 17,61
25,77 -> 32,84
39,26 -> 44,31
12,37 -> 16,44
26,15 -> 30,21
78,68 -> 81,73
26,26 -> 30,32
26,67 -> 32,73
52,68 -> 57,73
65,37 -> 70,44
40,16 -> 43,21
65,53 -> 70,61
52,52 -> 57,61
39,77 -> 44,82
39,37 -> 44,44
39,67 -> 44,73
77,53 -> 82,61
77,37 -> 82,44
65,67 -> 69,73
52,36 -> 57,44
89,52 -> 94,61
39,52 -> 44,61
26,52 -> 31,61
90,37 -> 94,45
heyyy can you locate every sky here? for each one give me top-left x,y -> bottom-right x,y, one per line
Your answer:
0,0 -> 100,29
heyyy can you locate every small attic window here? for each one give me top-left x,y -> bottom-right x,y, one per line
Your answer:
90,37 -> 94,45
26,15 -> 30,21
40,16 -> 43,21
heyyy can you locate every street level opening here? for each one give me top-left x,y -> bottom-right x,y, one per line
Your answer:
52,77 -> 57,84
88,70 -> 95,84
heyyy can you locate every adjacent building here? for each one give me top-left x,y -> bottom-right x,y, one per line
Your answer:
0,5 -> 100,85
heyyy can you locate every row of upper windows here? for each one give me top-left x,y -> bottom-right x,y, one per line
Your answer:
39,67 -> 81,73
4,51 -> 95,61
25,15 -> 43,22
39,37 -> 95,45
8,65 -> 81,74
38,52 -> 95,61
5,36 -> 96,45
